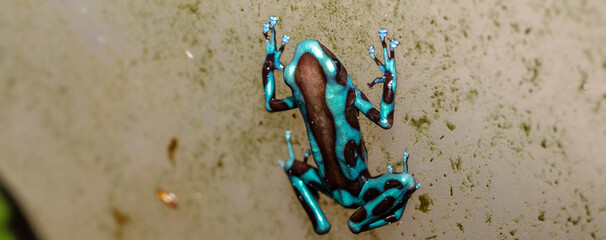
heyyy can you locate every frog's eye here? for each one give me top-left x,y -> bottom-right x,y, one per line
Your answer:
332,58 -> 341,72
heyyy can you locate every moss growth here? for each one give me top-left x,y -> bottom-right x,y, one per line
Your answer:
177,1 -> 200,14
431,90 -> 445,110
520,122 -> 531,136
410,115 -> 431,130
450,157 -> 462,171
538,211 -> 545,221
525,58 -> 542,84
568,217 -> 580,225
416,193 -> 433,213
465,89 -> 478,103
446,121 -> 456,131
414,41 -> 436,54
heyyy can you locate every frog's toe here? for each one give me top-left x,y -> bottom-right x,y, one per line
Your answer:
378,28 -> 388,40
390,39 -> 399,51
281,34 -> 290,46
262,23 -> 270,33
284,130 -> 292,140
269,16 -> 278,26
303,149 -> 311,162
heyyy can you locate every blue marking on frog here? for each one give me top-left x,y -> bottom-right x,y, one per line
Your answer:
262,16 -> 421,234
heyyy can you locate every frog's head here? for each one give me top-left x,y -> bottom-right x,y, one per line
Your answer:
287,40 -> 349,86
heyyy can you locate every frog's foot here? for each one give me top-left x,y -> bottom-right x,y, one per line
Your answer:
347,153 -> 419,233
303,149 -> 311,163
366,29 -> 399,88
262,16 -> 290,70
278,131 -> 332,234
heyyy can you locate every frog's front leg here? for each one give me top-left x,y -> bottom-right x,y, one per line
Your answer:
355,29 -> 400,129
278,131 -> 332,234
262,16 -> 297,112
347,153 -> 421,233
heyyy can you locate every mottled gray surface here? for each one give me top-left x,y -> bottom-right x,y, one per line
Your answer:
1,0 -> 605,239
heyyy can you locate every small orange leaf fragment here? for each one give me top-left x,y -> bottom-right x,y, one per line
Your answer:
156,189 -> 178,209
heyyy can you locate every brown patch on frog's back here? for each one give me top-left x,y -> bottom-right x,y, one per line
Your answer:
344,140 -> 358,167
294,53 -> 365,195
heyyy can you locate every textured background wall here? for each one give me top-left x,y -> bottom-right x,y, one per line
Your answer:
0,0 -> 605,239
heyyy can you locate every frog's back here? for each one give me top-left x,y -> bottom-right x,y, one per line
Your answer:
287,40 -> 370,197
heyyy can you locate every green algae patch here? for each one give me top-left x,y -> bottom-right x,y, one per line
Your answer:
410,115 -> 431,131
465,89 -> 478,103
450,157 -> 462,171
446,121 -> 456,131
416,193 -> 433,213
520,122 -> 531,136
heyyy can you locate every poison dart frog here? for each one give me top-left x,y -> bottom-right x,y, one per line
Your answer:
261,16 -> 420,234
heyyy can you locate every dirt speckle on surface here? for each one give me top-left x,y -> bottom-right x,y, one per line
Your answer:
111,208 -> 130,240
167,137 -> 179,165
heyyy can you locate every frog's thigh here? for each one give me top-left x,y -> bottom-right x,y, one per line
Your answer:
288,161 -> 329,194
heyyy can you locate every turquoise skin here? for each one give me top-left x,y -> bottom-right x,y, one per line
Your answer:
262,16 -> 420,234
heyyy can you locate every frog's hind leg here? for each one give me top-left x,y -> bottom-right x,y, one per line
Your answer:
278,131 -> 331,234
347,152 -> 420,233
